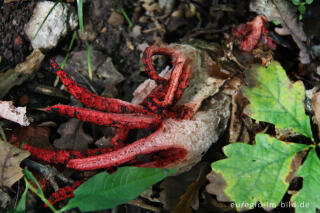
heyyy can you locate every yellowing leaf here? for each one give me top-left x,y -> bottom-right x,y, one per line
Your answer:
211,134 -> 307,211
0,140 -> 30,187
244,61 -> 313,139
291,148 -> 320,213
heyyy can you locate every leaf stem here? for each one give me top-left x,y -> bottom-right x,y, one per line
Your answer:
24,177 -> 59,212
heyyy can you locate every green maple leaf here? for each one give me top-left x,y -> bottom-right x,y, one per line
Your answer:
211,134 -> 307,211
244,61 -> 313,139
291,148 -> 320,213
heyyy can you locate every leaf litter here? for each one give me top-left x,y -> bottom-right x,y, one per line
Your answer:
1,0 -> 320,212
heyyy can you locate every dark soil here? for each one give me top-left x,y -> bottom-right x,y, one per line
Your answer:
0,1 -> 35,66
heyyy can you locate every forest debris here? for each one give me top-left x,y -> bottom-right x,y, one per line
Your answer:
206,171 -> 231,203
129,199 -> 161,212
26,84 -> 69,100
0,189 -> 11,209
4,0 -> 28,3
223,77 -> 250,143
108,11 -> 124,27
0,49 -> 44,99
55,51 -> 124,90
8,126 -> 51,149
173,181 -> 200,213
250,0 -> 311,64
311,89 -> 320,138
53,118 -> 93,150
78,20 -> 97,42
0,101 -> 30,126
140,0 -> 160,12
158,163 -> 209,212
0,139 -> 30,188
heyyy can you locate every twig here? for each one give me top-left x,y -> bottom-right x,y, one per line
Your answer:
22,159 -> 73,191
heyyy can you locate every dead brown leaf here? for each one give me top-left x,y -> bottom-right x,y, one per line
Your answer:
223,77 -> 250,143
8,126 -> 51,149
285,150 -> 307,183
173,181 -> 199,213
0,140 -> 30,188
54,118 -> 93,150
312,89 -> 320,138
158,162 -> 210,212
206,171 -> 231,203
0,49 -> 45,99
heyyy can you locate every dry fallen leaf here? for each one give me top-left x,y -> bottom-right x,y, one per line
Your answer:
0,49 -> 45,98
158,163 -> 210,212
0,101 -> 30,126
173,181 -> 200,213
8,126 -> 51,149
54,118 -> 93,150
311,89 -> 320,139
223,77 -> 249,143
0,140 -> 30,188
206,171 -> 231,203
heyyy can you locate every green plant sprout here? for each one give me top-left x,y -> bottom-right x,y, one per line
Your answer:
12,168 -> 59,213
54,30 -> 77,87
86,41 -> 93,80
113,0 -> 133,27
273,0 -> 313,25
291,0 -> 314,19
76,0 -> 84,33
211,62 -> 320,213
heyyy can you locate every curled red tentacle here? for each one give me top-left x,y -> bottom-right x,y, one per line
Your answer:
233,15 -> 276,52
142,46 -> 191,109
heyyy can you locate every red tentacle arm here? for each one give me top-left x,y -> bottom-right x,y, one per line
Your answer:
50,59 -> 150,115
46,104 -> 161,129
110,128 -> 130,149
23,144 -> 113,164
142,46 -> 191,108
24,44 -> 202,174
66,124 -> 188,170
46,181 -> 83,206
232,15 -> 276,52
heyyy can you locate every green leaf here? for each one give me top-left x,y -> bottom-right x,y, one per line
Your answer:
291,148 -> 320,213
211,134 -> 307,211
272,20 -> 281,25
291,0 -> 301,6
305,0 -> 313,4
244,61 -> 313,139
62,167 -> 177,212
298,4 -> 306,14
